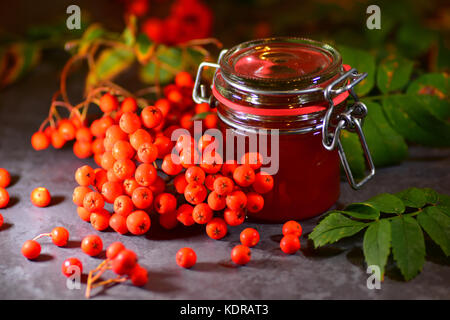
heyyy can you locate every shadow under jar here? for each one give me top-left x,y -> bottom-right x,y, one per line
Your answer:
193,37 -> 375,222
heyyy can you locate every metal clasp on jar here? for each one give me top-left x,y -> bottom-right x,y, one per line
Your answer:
322,67 -> 375,189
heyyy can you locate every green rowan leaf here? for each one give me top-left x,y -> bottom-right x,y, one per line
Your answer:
377,56 -> 414,94
395,187 -> 427,208
340,204 -> 380,220
391,216 -> 425,281
362,193 -> 405,214
363,219 -> 391,280
417,206 -> 450,256
421,188 -> 439,205
309,212 -> 367,248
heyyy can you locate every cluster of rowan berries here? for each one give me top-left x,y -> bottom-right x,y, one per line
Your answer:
0,168 -> 11,227
140,0 -> 213,45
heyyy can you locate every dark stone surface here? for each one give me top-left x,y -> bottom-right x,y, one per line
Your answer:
0,62 -> 449,300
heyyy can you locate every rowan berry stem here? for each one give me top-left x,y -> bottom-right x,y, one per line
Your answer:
32,233 -> 51,241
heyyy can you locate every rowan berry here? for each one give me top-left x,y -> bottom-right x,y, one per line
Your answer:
137,142 -> 158,163
90,209 -> 110,231
184,183 -> 207,205
207,191 -> 226,211
0,187 -> 10,208
92,138 -> 105,154
126,210 -> 151,235
62,258 -> 83,277
161,154 -> 183,176
134,163 -> 157,186
114,195 -> 134,217
58,119 -> 76,141
123,178 -> 139,196
73,140 -> 93,158
185,166 -> 206,184
221,160 -> 238,178
280,234 -> 301,254
112,249 -> 138,275
129,264 -> 148,286
206,217 -> 227,240
223,208 -> 245,226
192,203 -> 213,224
149,176 -> 166,196
101,181 -> 123,203
154,193 -> 177,214
50,227 -> 69,247
51,130 -> 66,149
94,169 -> 108,191
179,149 -> 200,168
131,187 -> 153,209
174,174 -> 188,194
105,124 -> 128,142
130,129 -> 152,151
0,213 -> 3,228
153,135 -> 173,158
282,220 -> 303,238
110,213 -> 129,234
205,174 -> 222,191
159,210 -> 178,230
204,113 -> 218,129
75,165 -> 95,186
81,234 -> 103,256
200,152 -> 222,174
195,102 -> 210,115
175,71 -> 194,87
113,159 -> 136,181
176,247 -> 197,268
31,131 -> 50,150
197,134 -> 217,153
121,97 -> 138,113
180,113 -> 194,130
240,228 -> 260,247
240,152 -> 263,170
246,192 -> 264,213
175,134 -> 196,153
112,140 -> 135,160
252,172 -> 274,194
155,98 -> 171,117
213,176 -> 234,195
75,127 -> 92,143
30,187 -> 51,207
119,112 -> 141,134
99,93 -> 119,113
233,165 -> 255,187
231,245 -> 251,265
101,152 -> 115,170
22,240 -> 41,259
176,204 -> 195,226
141,106 -> 163,129
77,206 -> 91,222
167,88 -> 183,104
226,190 -> 247,211
106,242 -> 125,260
0,168 -> 11,188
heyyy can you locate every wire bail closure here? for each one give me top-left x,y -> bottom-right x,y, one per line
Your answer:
192,54 -> 375,190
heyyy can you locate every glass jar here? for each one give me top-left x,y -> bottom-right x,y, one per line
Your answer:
193,37 -> 375,222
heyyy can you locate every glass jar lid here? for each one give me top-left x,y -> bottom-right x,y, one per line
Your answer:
219,37 -> 342,93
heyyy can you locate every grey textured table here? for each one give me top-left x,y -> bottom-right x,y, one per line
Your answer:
0,61 -> 449,300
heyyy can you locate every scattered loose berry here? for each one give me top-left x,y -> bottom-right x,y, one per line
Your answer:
282,220 -> 303,238
280,234 -> 301,254
62,258 -> 83,277
0,168 -> 11,188
240,228 -> 260,247
30,187 -> 51,207
50,227 -> 69,247
231,245 -> 251,265
176,247 -> 197,268
0,187 -> 9,208
81,234 -> 103,256
22,240 -> 41,259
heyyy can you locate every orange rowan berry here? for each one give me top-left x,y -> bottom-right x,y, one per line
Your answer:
206,217 -> 227,240
184,183 -> 207,205
141,106 -> 163,129
126,210 -> 151,235
120,112 -> 141,134
30,187 -> 51,207
0,168 -> 11,188
31,131 -> 50,150
233,165 -> 256,187
75,165 -> 95,186
192,203 -> 213,224
99,93 -> 119,113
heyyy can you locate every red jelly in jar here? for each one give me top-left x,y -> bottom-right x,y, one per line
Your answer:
193,38 -> 374,222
